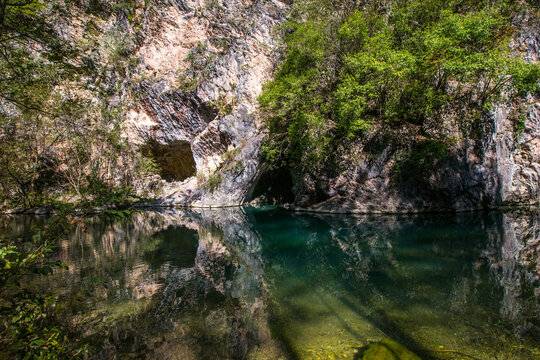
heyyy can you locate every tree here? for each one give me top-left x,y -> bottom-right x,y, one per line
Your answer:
259,0 -> 540,174
0,0 -> 154,209
0,1 -> 81,208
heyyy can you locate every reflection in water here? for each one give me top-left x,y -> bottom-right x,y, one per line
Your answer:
257,210 -> 540,359
1,208 -> 539,359
482,212 -> 540,337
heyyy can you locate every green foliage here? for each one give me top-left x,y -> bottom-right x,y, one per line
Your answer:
196,170 -> 207,184
212,94 -> 238,116
0,211 -> 88,359
204,0 -> 223,12
511,105 -> 529,140
0,1 -> 80,110
178,42 -> 217,91
222,147 -> 241,162
0,1 -> 153,211
135,152 -> 161,176
84,0 -> 149,23
1,213 -> 70,285
80,174 -> 137,207
259,0 -> 540,174
203,172 -> 222,191
215,147 -> 245,174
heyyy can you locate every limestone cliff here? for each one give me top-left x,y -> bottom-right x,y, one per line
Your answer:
116,1 -> 538,212
121,0 -> 287,207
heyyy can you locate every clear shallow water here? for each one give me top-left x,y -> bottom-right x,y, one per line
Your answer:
1,208 -> 539,359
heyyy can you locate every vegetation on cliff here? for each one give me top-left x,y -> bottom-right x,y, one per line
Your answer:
0,0 -> 156,211
0,2 -> 153,355
259,0 -> 540,175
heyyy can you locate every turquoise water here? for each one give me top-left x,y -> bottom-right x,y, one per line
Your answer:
1,208 -> 539,359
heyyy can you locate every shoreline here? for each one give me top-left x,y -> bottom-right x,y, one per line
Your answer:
2,202 -> 538,217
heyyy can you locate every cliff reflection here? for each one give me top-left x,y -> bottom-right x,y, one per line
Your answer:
482,210 -> 540,336
254,209 -> 539,359
152,208 -> 282,359
4,208 -> 282,359
1,208 -> 538,359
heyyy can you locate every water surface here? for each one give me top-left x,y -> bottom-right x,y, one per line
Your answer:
1,208 -> 539,359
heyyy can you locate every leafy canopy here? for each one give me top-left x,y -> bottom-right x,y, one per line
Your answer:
259,0 -> 540,173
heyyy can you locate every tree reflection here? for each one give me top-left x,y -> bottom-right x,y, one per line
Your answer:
1,208 -> 538,359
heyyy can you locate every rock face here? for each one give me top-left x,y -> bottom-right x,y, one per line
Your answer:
122,1 -> 537,212
291,22 -> 540,214
493,102 -> 540,206
292,101 -> 539,213
124,0 -> 287,207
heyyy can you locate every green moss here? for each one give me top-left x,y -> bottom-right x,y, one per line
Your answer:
358,339 -> 421,360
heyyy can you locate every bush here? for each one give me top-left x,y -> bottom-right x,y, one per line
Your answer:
203,172 -> 222,192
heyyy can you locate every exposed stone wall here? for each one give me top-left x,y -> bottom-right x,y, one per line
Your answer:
121,1 -> 537,211
122,0 -> 286,206
502,103 -> 540,205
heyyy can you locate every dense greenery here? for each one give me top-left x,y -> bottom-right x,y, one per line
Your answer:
0,0 -> 155,211
259,0 -> 540,174
0,2 -> 155,355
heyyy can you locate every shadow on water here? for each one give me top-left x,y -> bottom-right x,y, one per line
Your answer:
267,316 -> 303,360
254,209 -> 540,359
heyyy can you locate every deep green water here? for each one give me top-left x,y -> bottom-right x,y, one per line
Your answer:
2,208 -> 539,359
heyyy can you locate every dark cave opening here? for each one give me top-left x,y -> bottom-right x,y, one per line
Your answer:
250,167 -> 295,205
142,140 -> 196,182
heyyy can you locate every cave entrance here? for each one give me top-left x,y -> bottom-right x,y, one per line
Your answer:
250,166 -> 295,205
143,140 -> 196,182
